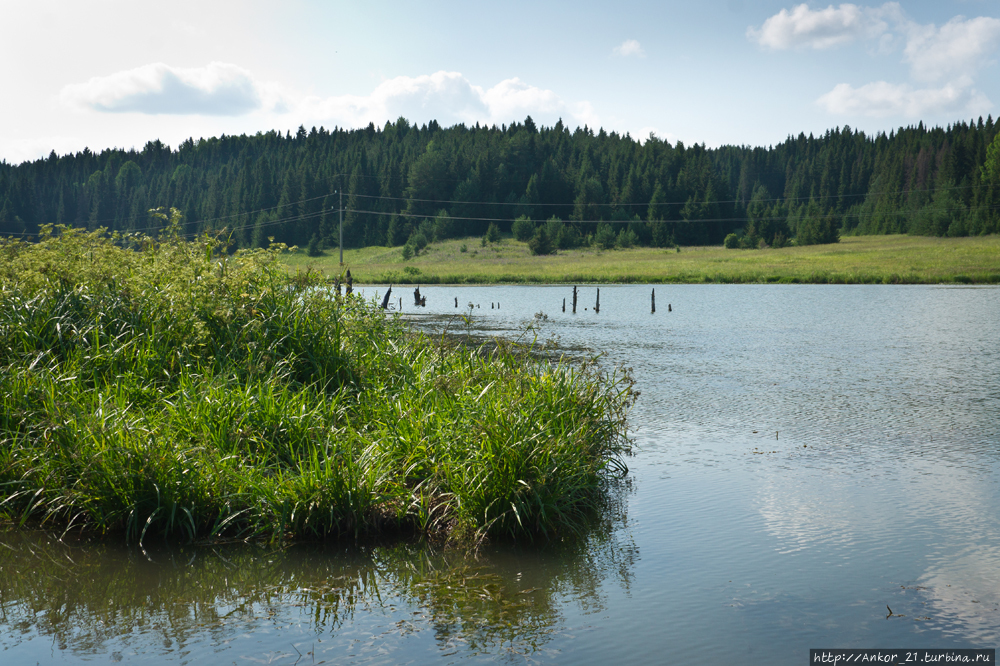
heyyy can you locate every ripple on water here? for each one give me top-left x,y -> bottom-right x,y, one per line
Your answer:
4,284 -> 999,664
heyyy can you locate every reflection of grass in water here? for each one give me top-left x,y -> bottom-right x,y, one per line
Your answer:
0,492 -> 636,659
412,310 -> 596,364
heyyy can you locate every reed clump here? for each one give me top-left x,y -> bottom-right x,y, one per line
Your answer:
0,224 -> 633,544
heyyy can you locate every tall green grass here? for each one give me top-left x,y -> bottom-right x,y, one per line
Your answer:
0,225 -> 633,544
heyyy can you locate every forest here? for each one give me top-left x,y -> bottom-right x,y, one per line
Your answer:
1,114 -> 999,251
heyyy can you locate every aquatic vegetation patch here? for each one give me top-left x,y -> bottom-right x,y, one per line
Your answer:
0,225 -> 634,544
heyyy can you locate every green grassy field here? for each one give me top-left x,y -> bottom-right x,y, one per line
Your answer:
285,234 -> 1000,285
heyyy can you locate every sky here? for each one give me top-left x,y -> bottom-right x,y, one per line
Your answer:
2,0 -> 999,165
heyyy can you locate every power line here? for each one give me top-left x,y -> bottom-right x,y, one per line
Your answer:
338,182 -> 985,209
3,181 -> 997,240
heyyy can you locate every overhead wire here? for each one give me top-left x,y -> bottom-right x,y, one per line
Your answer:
2,174 -> 997,240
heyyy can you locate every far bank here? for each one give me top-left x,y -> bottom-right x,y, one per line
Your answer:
283,234 -> 1000,285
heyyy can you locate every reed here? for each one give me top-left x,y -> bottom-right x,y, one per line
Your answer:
0,226 -> 633,544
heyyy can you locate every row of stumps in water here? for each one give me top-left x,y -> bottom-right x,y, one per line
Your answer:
380,285 -> 671,314
553,285 -> 671,314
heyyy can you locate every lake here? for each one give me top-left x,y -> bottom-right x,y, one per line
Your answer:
3,284 -> 998,664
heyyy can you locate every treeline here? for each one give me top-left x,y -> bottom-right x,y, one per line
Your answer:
2,115 -> 999,250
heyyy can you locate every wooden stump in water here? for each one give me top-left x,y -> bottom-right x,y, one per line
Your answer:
595,288 -> 600,314
380,286 -> 393,310
562,298 -> 566,312
572,285 -> 578,313
651,288 -> 655,314
413,286 -> 421,306
345,269 -> 353,295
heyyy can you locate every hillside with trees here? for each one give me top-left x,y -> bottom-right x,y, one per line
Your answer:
1,115 -> 998,250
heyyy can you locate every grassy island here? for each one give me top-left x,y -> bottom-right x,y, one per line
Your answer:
285,234 -> 1000,285
0,224 -> 634,544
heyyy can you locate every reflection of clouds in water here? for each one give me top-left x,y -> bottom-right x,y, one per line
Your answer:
750,453 -> 906,558
754,476 -> 858,555
753,451 -> 1000,640
754,448 -> 998,550
916,550 -> 1000,644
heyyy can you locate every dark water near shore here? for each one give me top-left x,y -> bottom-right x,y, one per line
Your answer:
3,284 -> 999,664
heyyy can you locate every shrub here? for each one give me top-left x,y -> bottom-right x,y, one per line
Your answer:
544,217 -> 565,248
724,233 -> 739,249
528,227 -> 555,255
512,216 -> 535,242
410,231 -> 428,252
593,223 -> 617,250
796,216 -> 840,245
557,222 -> 583,249
485,222 -> 501,244
616,228 -> 639,249
307,234 -> 324,256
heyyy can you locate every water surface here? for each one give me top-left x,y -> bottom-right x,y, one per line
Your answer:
3,284 -> 998,664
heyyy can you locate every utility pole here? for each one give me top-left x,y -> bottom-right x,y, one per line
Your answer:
339,189 -> 344,265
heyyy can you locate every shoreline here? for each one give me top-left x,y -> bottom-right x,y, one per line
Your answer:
283,234 -> 1000,286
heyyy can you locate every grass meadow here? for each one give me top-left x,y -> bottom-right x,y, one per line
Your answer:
0,225 -> 634,545
285,234 -> 1000,285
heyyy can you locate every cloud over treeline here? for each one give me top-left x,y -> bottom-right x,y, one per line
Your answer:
61,66 -> 597,130
60,62 -> 282,115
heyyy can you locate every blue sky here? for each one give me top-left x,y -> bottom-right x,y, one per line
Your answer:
2,0 -> 999,164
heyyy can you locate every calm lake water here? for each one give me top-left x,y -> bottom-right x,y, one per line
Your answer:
3,284 -> 999,664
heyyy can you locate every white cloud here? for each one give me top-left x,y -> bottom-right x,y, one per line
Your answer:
816,78 -> 991,117
296,71 -> 595,130
0,135 -> 89,166
753,4 -> 1000,120
903,15 -> 1000,82
613,39 -> 645,57
60,62 -> 284,116
748,3 -> 898,50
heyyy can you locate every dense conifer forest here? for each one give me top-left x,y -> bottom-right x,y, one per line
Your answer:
2,115 -> 999,250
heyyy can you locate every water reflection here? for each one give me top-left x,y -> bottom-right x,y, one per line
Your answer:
0,479 -> 635,663
4,284 -> 1000,664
